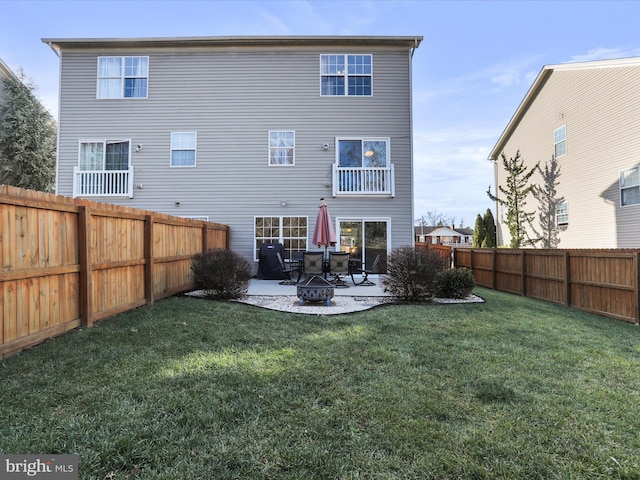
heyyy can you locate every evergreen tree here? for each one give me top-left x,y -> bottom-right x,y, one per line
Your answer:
472,213 -> 485,247
0,69 -> 56,192
483,208 -> 497,247
532,155 -> 564,248
486,150 -> 538,248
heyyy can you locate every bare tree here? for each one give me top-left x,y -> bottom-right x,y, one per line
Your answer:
487,150 -> 538,248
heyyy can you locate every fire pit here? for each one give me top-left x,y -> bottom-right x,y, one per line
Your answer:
297,275 -> 334,306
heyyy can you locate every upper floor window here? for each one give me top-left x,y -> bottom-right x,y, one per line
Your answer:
75,140 -> 133,197
320,54 -> 372,96
80,140 -> 130,170
554,125 -> 567,157
97,56 -> 148,98
620,166 -> 640,206
269,131 -> 295,166
556,201 -> 569,226
337,138 -> 389,167
171,132 -> 197,167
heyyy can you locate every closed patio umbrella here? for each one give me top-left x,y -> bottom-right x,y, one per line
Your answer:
311,198 -> 337,259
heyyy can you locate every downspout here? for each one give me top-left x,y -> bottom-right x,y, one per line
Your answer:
493,157 -> 501,246
409,39 -> 418,247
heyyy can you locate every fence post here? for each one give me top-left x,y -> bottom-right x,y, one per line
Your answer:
521,250 -> 526,297
202,223 -> 209,253
565,251 -> 571,307
492,248 -> 497,290
78,206 -> 93,327
633,252 -> 640,325
144,215 -> 154,305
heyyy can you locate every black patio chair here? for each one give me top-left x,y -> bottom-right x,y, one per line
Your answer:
350,253 -> 381,286
328,252 -> 350,288
302,251 -> 324,281
276,252 -> 300,285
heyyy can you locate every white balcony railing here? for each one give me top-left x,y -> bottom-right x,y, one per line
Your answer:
332,164 -> 395,197
73,166 -> 134,198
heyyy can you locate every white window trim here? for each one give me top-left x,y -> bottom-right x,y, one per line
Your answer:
319,54 -> 373,97
77,139 -> 132,169
554,125 -> 567,158
620,166 -> 640,207
254,215 -> 308,261
268,130 -> 295,166
556,201 -> 569,226
334,137 -> 391,166
97,56 -> 149,99
170,132 -> 197,168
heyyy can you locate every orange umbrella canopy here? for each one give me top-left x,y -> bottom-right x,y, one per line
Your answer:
312,198 -> 337,248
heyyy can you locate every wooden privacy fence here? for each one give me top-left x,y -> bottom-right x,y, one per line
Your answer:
1,186 -> 229,358
455,248 -> 640,324
415,242 -> 453,267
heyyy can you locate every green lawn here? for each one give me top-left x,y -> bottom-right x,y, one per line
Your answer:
1,289 -> 640,479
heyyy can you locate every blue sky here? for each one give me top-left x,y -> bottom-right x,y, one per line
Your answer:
2,0 -> 640,227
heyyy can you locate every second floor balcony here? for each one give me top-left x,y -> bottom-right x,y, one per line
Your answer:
73,166 -> 134,198
332,164 -> 395,197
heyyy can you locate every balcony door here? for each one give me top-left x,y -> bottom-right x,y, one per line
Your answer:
337,219 -> 388,273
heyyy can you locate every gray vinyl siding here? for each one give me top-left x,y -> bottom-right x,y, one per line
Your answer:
495,63 -> 640,248
55,42 -> 415,264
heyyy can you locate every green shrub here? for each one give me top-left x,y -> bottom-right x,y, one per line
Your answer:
436,267 -> 476,299
191,248 -> 252,299
383,246 -> 448,301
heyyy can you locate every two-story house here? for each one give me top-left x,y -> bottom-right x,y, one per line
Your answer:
44,35 -> 422,271
489,56 -> 640,248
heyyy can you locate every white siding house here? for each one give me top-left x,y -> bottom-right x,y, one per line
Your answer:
44,36 -> 422,270
489,56 -> 640,248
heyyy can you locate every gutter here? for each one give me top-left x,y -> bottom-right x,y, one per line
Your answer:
45,41 -> 61,58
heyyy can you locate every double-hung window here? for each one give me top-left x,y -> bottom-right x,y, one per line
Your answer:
254,216 -> 308,260
320,54 -> 372,96
98,56 -> 148,98
556,201 -> 569,226
75,140 -> 132,197
620,166 -> 640,206
269,131 -> 295,165
171,132 -> 197,167
554,125 -> 567,157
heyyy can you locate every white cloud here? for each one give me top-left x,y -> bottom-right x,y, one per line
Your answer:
569,47 -> 640,63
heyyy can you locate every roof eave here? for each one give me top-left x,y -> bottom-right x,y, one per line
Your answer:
488,65 -> 552,161
488,55 -> 640,161
41,35 -> 423,51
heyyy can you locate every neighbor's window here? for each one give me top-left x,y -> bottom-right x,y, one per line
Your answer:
554,125 -> 567,157
620,167 -> 640,206
171,132 -> 197,167
556,201 -> 569,226
337,138 -> 389,167
269,131 -> 295,165
254,216 -> 308,260
79,140 -> 130,170
320,54 -> 372,96
97,56 -> 148,98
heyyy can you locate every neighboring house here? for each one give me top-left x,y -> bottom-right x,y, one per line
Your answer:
489,56 -> 640,248
414,225 -> 473,245
44,36 -> 422,270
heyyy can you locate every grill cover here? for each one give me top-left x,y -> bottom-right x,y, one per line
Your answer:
257,242 -> 286,280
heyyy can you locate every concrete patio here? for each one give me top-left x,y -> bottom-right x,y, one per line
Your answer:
247,275 -> 391,297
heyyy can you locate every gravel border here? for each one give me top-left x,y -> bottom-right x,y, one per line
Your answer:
186,290 -> 484,315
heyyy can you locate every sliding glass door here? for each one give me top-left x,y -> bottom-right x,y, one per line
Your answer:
338,219 -> 388,273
